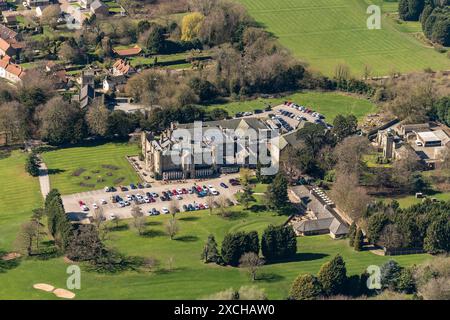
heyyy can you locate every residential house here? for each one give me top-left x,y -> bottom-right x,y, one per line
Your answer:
0,38 -> 15,57
90,0 -> 109,16
0,24 -> 18,41
0,56 -> 25,83
112,59 -> 134,76
102,75 -> 126,93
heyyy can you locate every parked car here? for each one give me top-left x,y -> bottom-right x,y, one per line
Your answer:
220,182 -> 228,188
100,199 -> 107,205
130,183 -> 136,189
161,207 -> 170,214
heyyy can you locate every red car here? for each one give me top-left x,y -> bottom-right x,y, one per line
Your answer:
182,188 -> 188,194
150,197 -> 156,203
196,186 -> 203,193
172,189 -> 177,195
199,203 -> 205,210
78,200 -> 85,206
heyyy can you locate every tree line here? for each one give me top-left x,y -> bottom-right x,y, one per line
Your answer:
399,0 -> 450,46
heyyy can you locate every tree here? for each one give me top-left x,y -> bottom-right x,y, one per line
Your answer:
289,274 -> 323,300
0,101 -> 28,145
380,260 -> 402,291
201,234 -> 220,263
86,101 -> 110,136
40,5 -> 61,29
181,12 -> 205,41
348,222 -> 356,247
354,228 -> 364,251
423,216 -> 450,254
265,172 -> 288,211
238,182 -> 255,209
317,254 -> 347,296
14,222 -> 38,256
367,212 -> 390,244
31,208 -> 45,253
44,189 -> 71,251
206,194 -> 215,215
332,114 -> 358,142
25,153 -> 40,177
261,224 -> 297,261
58,41 -> 81,64
221,231 -> 259,266
66,225 -> 105,261
139,24 -> 165,54
396,267 -> 416,294
130,205 -> 145,236
165,217 -> 179,240
398,0 -> 425,21
239,252 -> 264,281
38,97 -> 86,145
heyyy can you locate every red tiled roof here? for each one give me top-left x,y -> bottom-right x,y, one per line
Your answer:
0,55 -> 24,78
0,37 -> 10,51
113,59 -> 132,74
113,46 -> 142,57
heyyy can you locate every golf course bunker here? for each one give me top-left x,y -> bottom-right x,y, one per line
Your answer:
53,288 -> 76,299
33,283 -> 55,292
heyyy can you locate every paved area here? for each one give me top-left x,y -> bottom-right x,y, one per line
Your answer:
38,162 -> 50,199
242,103 -> 328,131
62,174 -> 242,221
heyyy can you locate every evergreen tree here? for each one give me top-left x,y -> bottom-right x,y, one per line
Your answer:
201,234 -> 220,263
265,172 -> 288,211
261,224 -> 297,261
348,222 -> 356,247
221,231 -> 259,266
380,260 -> 402,291
423,216 -> 450,254
396,267 -> 416,294
317,254 -> 348,296
25,153 -> 40,177
354,228 -> 364,251
289,274 -> 323,300
238,183 -> 255,209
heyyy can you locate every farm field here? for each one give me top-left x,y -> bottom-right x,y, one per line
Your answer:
40,141 -> 140,195
236,0 -> 450,77
0,207 -> 430,299
206,91 -> 377,122
0,151 -> 42,251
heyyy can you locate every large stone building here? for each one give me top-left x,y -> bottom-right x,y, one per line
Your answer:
141,118 -> 279,180
376,122 -> 450,168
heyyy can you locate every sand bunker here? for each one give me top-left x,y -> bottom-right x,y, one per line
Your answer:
33,283 -> 55,292
53,288 -> 76,299
1,252 -> 21,261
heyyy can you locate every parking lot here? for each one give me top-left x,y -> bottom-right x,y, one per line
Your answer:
62,174 -> 242,221
241,102 -> 330,133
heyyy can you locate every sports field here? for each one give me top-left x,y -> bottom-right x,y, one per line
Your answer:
236,0 -> 450,76
206,91 -> 377,122
40,141 -> 140,195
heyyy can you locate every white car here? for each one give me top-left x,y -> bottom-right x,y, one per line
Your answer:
118,201 -> 125,208
161,207 -> 170,214
92,203 -> 98,209
81,205 -> 89,211
176,195 -> 183,200
210,188 -> 219,196
136,194 -> 143,200
176,188 -> 183,195
126,195 -> 132,201
109,214 -> 117,220
204,204 -> 209,209
144,196 -> 150,203
415,140 -> 423,147
100,199 -> 107,205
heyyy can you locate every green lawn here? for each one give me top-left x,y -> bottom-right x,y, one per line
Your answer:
0,151 -> 42,251
396,192 -> 450,208
40,142 -> 140,195
236,0 -> 450,77
206,91 -> 377,122
0,206 -> 430,299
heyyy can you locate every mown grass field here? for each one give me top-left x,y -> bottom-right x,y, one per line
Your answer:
206,91 -> 377,122
41,142 -> 140,195
0,207 -> 430,300
0,151 -> 42,251
236,0 -> 450,76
